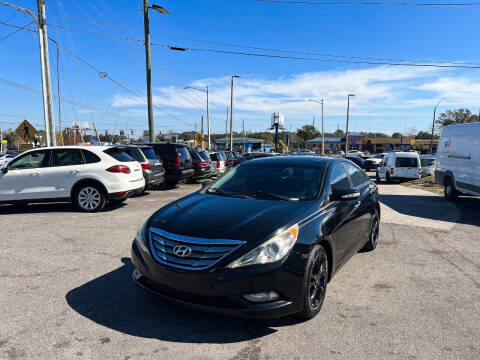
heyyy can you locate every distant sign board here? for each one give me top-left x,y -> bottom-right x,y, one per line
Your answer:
15,120 -> 37,143
72,121 -> 89,130
271,113 -> 285,127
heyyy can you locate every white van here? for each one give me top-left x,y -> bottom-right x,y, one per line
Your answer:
435,122 -> 480,201
376,151 -> 421,183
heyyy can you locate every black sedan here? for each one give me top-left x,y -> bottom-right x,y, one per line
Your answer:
131,156 -> 380,319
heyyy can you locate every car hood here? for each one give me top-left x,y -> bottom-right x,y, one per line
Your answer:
147,192 -> 311,243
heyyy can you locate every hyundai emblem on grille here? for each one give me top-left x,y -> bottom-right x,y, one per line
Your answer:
173,245 -> 192,257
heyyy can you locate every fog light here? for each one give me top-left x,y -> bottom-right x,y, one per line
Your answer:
243,291 -> 279,303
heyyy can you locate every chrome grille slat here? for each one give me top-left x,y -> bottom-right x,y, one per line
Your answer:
149,227 -> 245,270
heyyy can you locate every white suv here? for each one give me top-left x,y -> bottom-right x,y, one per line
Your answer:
0,146 -> 145,212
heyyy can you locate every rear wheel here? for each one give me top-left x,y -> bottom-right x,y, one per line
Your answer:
376,171 -> 381,183
444,177 -> 458,201
299,245 -> 328,319
361,209 -> 380,252
74,184 -> 106,212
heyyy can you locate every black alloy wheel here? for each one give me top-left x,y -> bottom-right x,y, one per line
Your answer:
361,209 -> 380,252
299,245 -> 328,319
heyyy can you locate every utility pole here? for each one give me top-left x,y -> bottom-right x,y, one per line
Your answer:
230,75 -> 241,151
346,94 -> 355,153
200,115 -> 204,150
0,1 -> 55,146
143,0 -> 154,142
206,86 -> 210,150
308,99 -> 324,155
194,122 -> 197,149
36,0 -> 56,146
321,100 -> 324,155
225,108 -> 228,151
242,118 -> 245,153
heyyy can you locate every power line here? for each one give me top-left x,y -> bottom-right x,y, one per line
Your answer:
155,44 -> 480,69
0,20 -> 33,42
255,0 -> 480,6
12,21 -> 478,67
0,22 -> 195,129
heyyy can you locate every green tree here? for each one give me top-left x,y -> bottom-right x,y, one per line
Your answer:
415,131 -> 431,139
391,132 -> 403,139
297,125 -> 320,141
436,108 -> 479,127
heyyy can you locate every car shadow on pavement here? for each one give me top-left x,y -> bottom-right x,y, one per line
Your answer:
65,258 -> 304,344
379,194 -> 480,227
0,201 -> 126,215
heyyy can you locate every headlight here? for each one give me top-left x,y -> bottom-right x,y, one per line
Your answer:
136,217 -> 149,250
228,224 -> 299,269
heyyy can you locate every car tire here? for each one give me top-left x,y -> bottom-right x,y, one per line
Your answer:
74,183 -> 106,212
298,245 -> 328,320
361,209 -> 380,252
376,171 -> 381,183
444,177 -> 458,201
386,172 -> 391,184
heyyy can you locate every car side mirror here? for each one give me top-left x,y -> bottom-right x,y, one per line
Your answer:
331,188 -> 360,201
2,165 -> 8,174
201,180 -> 211,189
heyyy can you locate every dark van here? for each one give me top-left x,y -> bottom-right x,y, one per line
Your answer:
145,143 -> 194,185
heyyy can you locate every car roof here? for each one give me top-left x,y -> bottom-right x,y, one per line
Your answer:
241,155 -> 334,167
390,151 -> 419,157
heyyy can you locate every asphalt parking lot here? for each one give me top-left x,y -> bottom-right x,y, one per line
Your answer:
1,179 -> 479,360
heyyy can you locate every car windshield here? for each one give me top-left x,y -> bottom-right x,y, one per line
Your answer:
207,163 -> 326,201
395,157 -> 419,167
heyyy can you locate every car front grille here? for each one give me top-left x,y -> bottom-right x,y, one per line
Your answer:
149,227 -> 245,270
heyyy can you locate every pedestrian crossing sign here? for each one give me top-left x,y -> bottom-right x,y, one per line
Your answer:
15,120 -> 38,143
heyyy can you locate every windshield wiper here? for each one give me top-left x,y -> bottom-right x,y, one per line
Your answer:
245,190 -> 291,201
207,187 -> 252,199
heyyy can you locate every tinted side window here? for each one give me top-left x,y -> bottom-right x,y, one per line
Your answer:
52,149 -> 84,166
330,164 -> 351,192
141,148 -> 157,160
344,163 -> 367,188
103,148 -> 134,162
9,150 -> 49,170
82,150 -> 101,164
126,147 -> 145,162
199,151 -> 210,161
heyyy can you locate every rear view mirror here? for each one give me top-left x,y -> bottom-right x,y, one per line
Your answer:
331,188 -> 360,201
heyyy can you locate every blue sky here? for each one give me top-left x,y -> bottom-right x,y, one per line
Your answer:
1,0 -> 480,138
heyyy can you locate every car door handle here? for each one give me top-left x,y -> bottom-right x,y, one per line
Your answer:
32,172 -> 40,176
71,170 -> 80,174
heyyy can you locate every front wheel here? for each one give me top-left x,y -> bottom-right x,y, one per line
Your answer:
299,245 -> 328,319
74,184 -> 106,212
361,209 -> 380,252
376,171 -> 381,183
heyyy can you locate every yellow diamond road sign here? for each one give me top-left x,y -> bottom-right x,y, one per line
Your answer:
15,120 -> 37,143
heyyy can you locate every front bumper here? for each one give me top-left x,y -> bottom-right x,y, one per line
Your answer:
131,239 -> 304,319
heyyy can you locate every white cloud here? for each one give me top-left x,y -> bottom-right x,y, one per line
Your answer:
110,66 -> 480,132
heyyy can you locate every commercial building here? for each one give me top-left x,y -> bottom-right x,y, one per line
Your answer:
214,137 -> 272,152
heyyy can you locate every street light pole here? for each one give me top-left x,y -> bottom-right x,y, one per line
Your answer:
309,99 -> 324,155
142,1 -> 169,142
184,85 -> 210,150
230,75 -> 241,151
430,98 -> 444,154
346,94 -> 355,154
